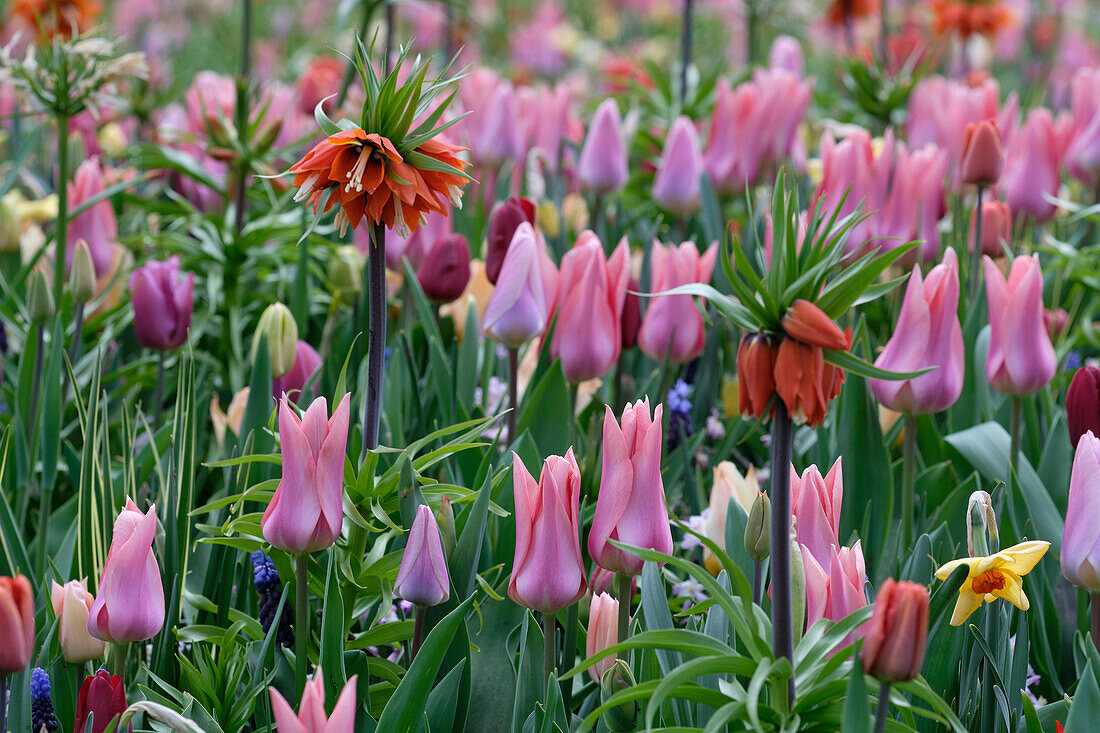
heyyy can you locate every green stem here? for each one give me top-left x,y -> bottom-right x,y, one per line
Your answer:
769,401 -> 795,704
745,0 -> 757,64
560,602 -> 578,710
1009,396 -> 1023,477
873,682 -> 891,733
411,606 -> 425,660
295,555 -> 309,699
108,642 -> 128,678
507,348 -> 518,445
617,573 -> 632,644
542,612 -> 556,688
27,324 -> 45,449
54,112 -> 70,305
362,222 -> 388,454
153,349 -> 167,429
752,560 -> 763,607
901,414 -> 918,552
970,186 -> 985,300
232,0 -> 252,242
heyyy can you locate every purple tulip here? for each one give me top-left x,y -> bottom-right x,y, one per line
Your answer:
395,505 -> 451,607
67,158 -> 118,277
984,255 -> 1057,396
486,197 -> 536,284
483,222 -> 558,348
578,99 -> 629,194
129,256 -> 194,351
652,116 -> 703,215
1063,430 -> 1100,592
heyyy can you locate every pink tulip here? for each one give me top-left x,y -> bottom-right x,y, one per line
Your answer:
471,80 -> 523,169
970,200 -> 1013,257
549,232 -> 629,382
184,70 -> 236,133
637,241 -> 718,364
802,541 -> 868,641
653,116 -> 704,215
395,505 -> 451,607
1000,108 -> 1064,222
262,395 -> 350,554
483,222 -> 558,348
87,499 -> 165,643
983,255 -> 1057,396
509,450 -> 588,613
578,99 -> 629,194
768,35 -> 804,77
790,459 -> 843,568
509,1 -> 569,76
1063,431 -> 1100,592
871,248 -> 964,414
51,579 -> 106,663
517,83 -> 575,174
270,668 -> 357,733
586,592 -> 619,682
67,158 -> 118,277
272,340 -> 323,401
589,400 -> 673,576
129,256 -> 194,351
1066,67 -> 1100,185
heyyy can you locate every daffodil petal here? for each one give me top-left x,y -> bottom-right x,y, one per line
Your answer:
936,557 -> 978,580
993,572 -> 1029,611
1001,541 -> 1050,576
950,587 -> 985,626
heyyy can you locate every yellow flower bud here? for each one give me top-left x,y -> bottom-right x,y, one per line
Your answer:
252,303 -> 298,377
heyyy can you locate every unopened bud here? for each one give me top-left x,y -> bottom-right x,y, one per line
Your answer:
789,523 -> 805,643
0,194 -> 20,253
967,490 -> 998,556
70,239 -> 97,304
436,497 -> 456,561
744,492 -> 771,561
253,118 -> 283,154
600,659 -> 638,732
327,245 -> 364,298
252,303 -> 299,377
27,267 -> 55,324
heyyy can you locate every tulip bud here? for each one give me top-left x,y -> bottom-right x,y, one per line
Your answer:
600,660 -> 638,732
27,267 -> 56,325
961,120 -> 1004,187
970,200 -> 1012,257
0,574 -> 34,674
486,197 -> 535,284
73,670 -> 129,733
436,497 -> 456,561
417,233 -> 471,304
253,117 -> 283,154
780,299 -> 848,350
1068,367 -> 1100,449
71,239 -> 98,304
51,579 -> 106,663
736,333 -> 777,420
0,193 -> 20,252
327,245 -> 364,298
586,592 -> 619,683
967,490 -> 998,557
395,504 -> 451,607
1063,431 -> 1100,591
744,492 -> 771,561
253,303 -> 299,377
860,578 -> 930,682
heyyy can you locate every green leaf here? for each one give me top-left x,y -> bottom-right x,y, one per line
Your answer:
823,348 -> 934,381
840,659 -> 871,733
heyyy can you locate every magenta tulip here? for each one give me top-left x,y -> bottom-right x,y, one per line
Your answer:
129,256 -> 194,351
1063,430 -> 1100,592
270,668 -> 357,733
272,340 -> 323,400
637,241 -> 717,364
768,35 -> 804,77
549,232 -> 629,382
1067,367 -> 1100,448
790,459 -> 843,569
366,208 -> 451,271
87,499 -> 165,643
73,670 -> 128,733
483,222 -> 558,348
577,99 -> 628,194
653,116 -> 703,215
395,505 -> 451,607
984,255 -> 1057,396
589,400 -> 673,576
262,395 -> 350,554
67,157 -> 118,277
871,248 -> 964,414
417,233 -> 471,304
509,450 -> 588,613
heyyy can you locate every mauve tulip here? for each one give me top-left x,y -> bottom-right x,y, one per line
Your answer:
638,241 -> 718,364
87,499 -> 165,643
509,450 -> 588,613
263,395 -> 350,554
1067,367 -> 1100,448
586,592 -> 619,682
860,578 -> 929,682
1063,431 -> 1100,592
871,248 -> 964,414
578,99 -> 629,194
51,579 -> 106,663
737,333 -> 777,420
984,255 -> 1057,396
1066,67 -> 1100,185
483,222 -> 558,348
802,541 -> 868,640
550,232 -> 629,383
589,400 -> 674,576
653,116 -> 703,215
395,505 -> 451,607
486,197 -> 536,284
0,574 -> 33,674
129,256 -> 194,351
768,35 -> 804,77
960,120 -> 1004,186
270,668 -> 357,733
621,277 -> 642,351
472,80 -> 523,169
73,670 -> 128,733
1000,108 -> 1064,222
67,157 -> 118,277
272,340 -> 323,401
791,459 -> 843,568
417,233 -> 471,304
971,200 -> 1012,256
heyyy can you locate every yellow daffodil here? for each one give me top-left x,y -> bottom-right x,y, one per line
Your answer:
934,541 -> 1050,626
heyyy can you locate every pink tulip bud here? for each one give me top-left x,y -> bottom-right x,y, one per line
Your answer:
68,158 -> 118,277
262,395 -> 350,554
970,200 -> 1012,256
578,99 -> 629,194
0,574 -> 34,674
129,256 -> 194,351
87,499 -> 165,643
860,578 -> 929,682
550,233 -> 629,382
1000,108 -> 1063,222
471,80 -> 523,169
1063,431 -> 1100,592
417,233 -> 472,304
586,592 -> 620,682
270,668 -> 358,733
791,459 -> 843,568
509,450 -> 588,613
1067,367 -> 1100,449
486,197 -> 537,284
395,505 -> 451,607
768,35 -> 804,77
272,340 -> 323,401
960,120 -> 1004,186
983,255 -> 1057,396
483,222 -> 558,348
51,579 -> 106,663
637,241 -> 718,365
652,116 -> 703,215
871,248 -> 964,414
589,400 -> 673,575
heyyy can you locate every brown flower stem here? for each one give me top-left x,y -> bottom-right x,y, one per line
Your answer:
679,0 -> 693,109
617,573 -> 632,644
542,612 -> 556,688
53,112 -> 70,305
363,222 -> 388,454
769,401 -> 795,704
901,414 -> 918,552
507,347 -> 518,445
1090,593 -> 1100,655
411,606 -> 425,660
295,554 -> 309,700
873,682 -> 892,733
970,185 -> 985,299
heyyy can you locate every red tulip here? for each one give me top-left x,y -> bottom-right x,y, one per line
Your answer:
860,578 -> 929,682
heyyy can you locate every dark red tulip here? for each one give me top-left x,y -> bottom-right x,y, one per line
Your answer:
486,197 -> 535,284
417,234 -> 471,303
74,670 -> 130,733
1068,366 -> 1100,448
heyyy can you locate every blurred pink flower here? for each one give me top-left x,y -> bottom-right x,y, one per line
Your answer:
999,108 -> 1068,222
637,241 -> 718,365
510,0 -> 569,76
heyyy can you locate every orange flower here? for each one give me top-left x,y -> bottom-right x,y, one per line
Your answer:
931,0 -> 1012,38
826,0 -> 880,26
11,0 -> 101,40
737,333 -> 778,420
290,128 -> 470,237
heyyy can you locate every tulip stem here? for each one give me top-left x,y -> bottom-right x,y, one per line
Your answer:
363,222 -> 388,454
769,401 -> 795,704
507,347 -> 518,445
54,111 -> 70,305
679,0 -> 693,109
295,554 -> 309,700
900,414 -> 918,552
970,185 -> 985,300
1090,593 -> 1100,655
153,349 -> 167,429
411,607 -> 425,660
873,682 -> 891,733
617,573 -> 632,644
752,560 -> 763,607
542,612 -> 556,686
232,0 -> 252,243
28,324 -> 45,447
108,642 -> 128,678
1009,396 -> 1023,477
